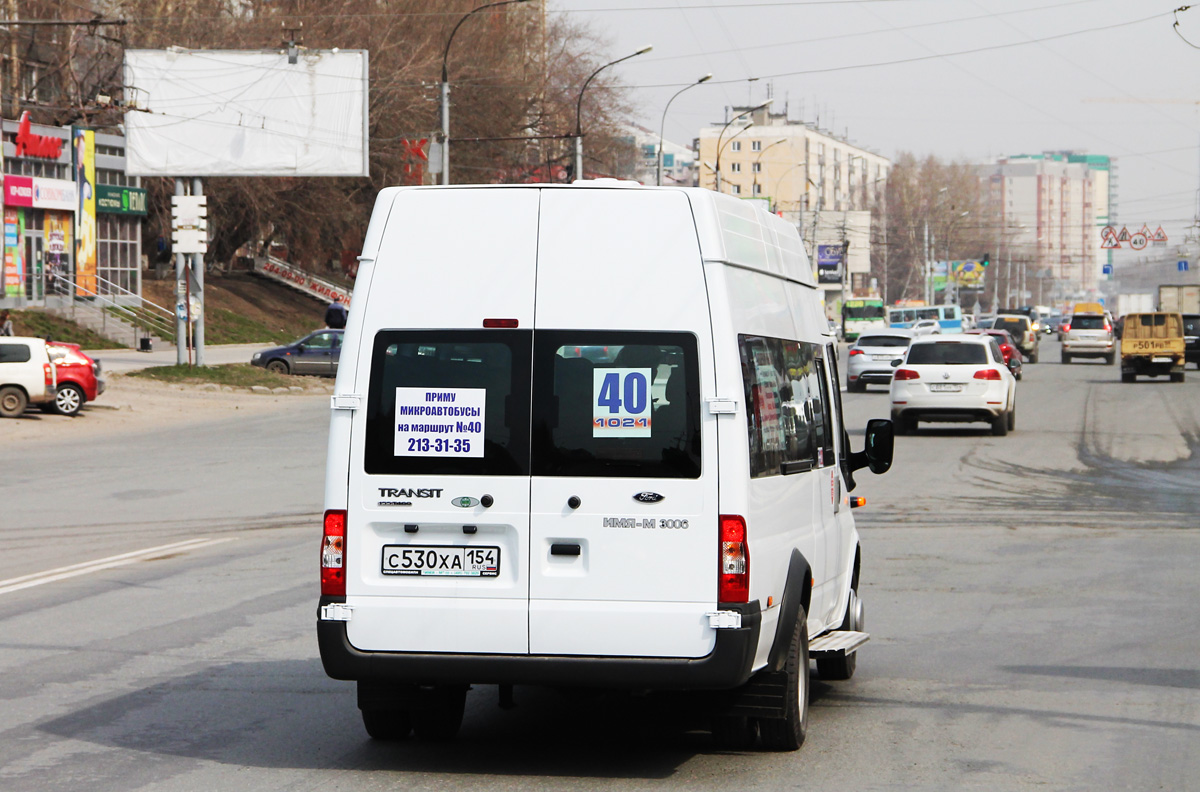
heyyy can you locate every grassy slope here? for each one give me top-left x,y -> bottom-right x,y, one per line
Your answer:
127,362 -> 327,389
9,310 -> 128,348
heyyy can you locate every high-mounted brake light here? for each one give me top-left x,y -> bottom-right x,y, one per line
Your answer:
719,514 -> 749,603
321,509 -> 347,596
893,368 -> 920,380
483,318 -> 519,328
974,368 -> 1003,380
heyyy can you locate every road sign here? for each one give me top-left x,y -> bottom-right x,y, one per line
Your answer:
1103,263 -> 1113,275
1129,233 -> 1148,251
1180,260 -> 1190,272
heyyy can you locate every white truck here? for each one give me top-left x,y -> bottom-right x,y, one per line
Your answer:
1158,284 -> 1200,315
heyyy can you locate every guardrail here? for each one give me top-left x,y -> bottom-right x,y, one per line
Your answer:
51,274 -> 175,347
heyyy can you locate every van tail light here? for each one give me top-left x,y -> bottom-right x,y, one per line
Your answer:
1062,324 -> 1070,333
1104,323 -> 1112,332
719,515 -> 749,603
892,368 -> 920,380
44,363 -> 54,388
321,509 -> 347,596
848,348 -> 864,356
974,368 -> 1003,380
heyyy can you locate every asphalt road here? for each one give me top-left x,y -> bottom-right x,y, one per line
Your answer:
2,337 -> 1198,790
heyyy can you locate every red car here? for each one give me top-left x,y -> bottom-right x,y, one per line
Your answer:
966,329 -> 1024,380
46,343 -> 105,416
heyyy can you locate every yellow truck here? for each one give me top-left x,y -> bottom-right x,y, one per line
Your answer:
1120,312 -> 1186,383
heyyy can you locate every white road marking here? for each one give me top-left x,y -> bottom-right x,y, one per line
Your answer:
0,538 -> 233,596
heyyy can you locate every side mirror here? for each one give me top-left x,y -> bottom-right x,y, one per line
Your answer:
296,344 -> 306,352
847,418 -> 894,478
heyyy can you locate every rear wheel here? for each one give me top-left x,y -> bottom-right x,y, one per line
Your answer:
361,708 -> 413,741
1171,371 -> 1186,383
759,610 -> 810,752
1029,350 -> 1039,364
849,379 -> 866,393
54,383 -> 85,417
1061,353 -> 1071,364
411,686 -> 467,741
1106,353 -> 1116,365
1007,403 -> 1016,431
0,386 -> 27,418
1121,372 -> 1136,383
991,413 -> 1008,436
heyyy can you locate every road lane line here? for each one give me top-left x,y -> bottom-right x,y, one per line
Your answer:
0,538 -> 234,596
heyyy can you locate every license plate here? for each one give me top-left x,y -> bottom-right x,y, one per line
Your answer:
381,545 -> 500,577
1152,356 -> 1173,363
872,354 -> 895,361
928,383 -> 963,392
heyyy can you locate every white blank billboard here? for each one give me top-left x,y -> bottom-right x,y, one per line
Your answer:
124,49 -> 369,177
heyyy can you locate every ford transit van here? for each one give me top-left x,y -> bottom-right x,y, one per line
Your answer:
317,182 -> 893,751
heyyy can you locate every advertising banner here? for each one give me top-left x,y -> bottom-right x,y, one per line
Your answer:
816,244 -> 845,285
33,178 -> 77,211
73,128 -> 97,298
5,175 -> 33,207
45,211 -> 72,295
96,184 -> 148,215
950,259 -> 986,287
932,260 -> 949,293
3,208 -> 24,297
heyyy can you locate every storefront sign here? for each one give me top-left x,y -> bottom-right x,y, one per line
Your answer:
4,175 -> 33,207
3,208 -> 24,297
32,178 -> 76,211
73,128 -> 97,298
96,184 -> 148,215
15,111 -> 65,159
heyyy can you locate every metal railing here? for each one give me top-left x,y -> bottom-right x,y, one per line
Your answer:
50,274 -> 175,348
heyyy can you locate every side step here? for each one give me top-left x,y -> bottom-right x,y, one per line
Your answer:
809,630 -> 869,657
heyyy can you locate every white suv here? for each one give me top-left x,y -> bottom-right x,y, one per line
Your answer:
889,335 -> 1017,436
0,337 -> 57,418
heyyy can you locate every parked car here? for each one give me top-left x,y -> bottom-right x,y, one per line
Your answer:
0,336 -> 57,418
966,329 -> 1023,379
911,319 -> 942,336
889,335 -> 1017,436
992,314 -> 1039,362
250,329 -> 344,376
846,330 -> 914,391
1183,313 -> 1200,369
1061,312 -> 1115,365
46,342 -> 105,416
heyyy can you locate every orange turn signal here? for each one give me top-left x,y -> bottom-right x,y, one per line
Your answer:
849,497 -> 867,509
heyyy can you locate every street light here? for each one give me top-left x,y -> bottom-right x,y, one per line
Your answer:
574,45 -> 653,181
714,98 -> 773,192
439,0 -> 531,186
751,137 -> 787,197
657,73 -> 712,186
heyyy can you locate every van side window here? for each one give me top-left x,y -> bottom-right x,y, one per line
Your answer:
531,331 -> 700,479
363,330 -> 532,476
0,343 -> 32,363
739,335 -> 831,478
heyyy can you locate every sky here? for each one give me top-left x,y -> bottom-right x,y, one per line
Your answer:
550,0 -> 1200,266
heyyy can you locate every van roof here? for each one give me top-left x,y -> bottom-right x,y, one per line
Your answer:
361,183 -> 816,288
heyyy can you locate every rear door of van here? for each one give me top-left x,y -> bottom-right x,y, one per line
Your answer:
343,188 -> 539,656
527,188 -> 720,658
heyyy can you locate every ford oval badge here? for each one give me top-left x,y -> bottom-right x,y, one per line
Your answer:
452,496 -> 479,508
634,492 -> 665,504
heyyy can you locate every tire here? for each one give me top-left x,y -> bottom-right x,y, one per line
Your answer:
1007,404 -> 1016,431
991,413 -> 1008,436
0,386 -> 27,418
849,379 -> 865,393
54,383 -> 85,417
412,686 -> 467,741
817,588 -> 862,681
266,359 -> 290,375
1061,353 -> 1071,365
1121,372 -> 1135,383
712,715 -> 759,750
1106,353 -> 1115,365
1029,350 -> 1039,364
892,413 -> 907,436
362,708 -> 413,741
759,610 -> 810,752
1171,371 -> 1185,383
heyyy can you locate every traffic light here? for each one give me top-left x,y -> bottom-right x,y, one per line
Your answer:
980,253 -> 990,267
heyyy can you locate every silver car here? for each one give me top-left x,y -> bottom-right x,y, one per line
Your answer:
1061,313 -> 1115,364
846,330 -> 914,392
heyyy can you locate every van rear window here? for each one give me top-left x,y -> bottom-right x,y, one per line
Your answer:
531,331 -> 701,479
364,330 -> 532,476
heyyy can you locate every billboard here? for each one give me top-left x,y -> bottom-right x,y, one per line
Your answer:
123,49 -> 369,177
74,128 -> 97,297
817,244 -> 844,284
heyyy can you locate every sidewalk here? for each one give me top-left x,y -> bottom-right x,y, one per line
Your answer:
85,343 -> 269,374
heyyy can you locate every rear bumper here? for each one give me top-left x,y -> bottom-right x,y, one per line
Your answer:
317,597 -> 761,691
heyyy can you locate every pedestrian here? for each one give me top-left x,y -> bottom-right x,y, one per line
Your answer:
0,309 -> 13,336
324,295 -> 348,329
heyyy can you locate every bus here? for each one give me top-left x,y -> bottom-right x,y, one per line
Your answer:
841,297 -> 886,341
887,303 -> 964,333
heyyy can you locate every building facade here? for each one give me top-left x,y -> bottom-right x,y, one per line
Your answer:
1,113 -> 146,309
696,105 -> 890,313
981,152 -> 1114,303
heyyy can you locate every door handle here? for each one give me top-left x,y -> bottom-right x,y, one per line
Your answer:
550,543 -> 581,557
